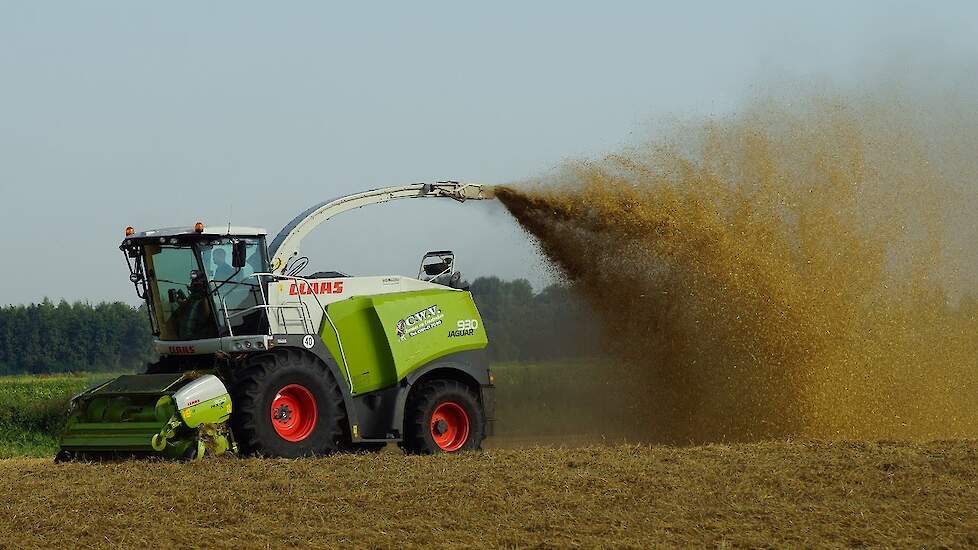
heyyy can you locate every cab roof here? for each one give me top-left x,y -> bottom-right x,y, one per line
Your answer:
129,225 -> 268,239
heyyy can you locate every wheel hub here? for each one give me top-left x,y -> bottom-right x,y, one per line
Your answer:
429,401 -> 470,452
433,419 -> 449,435
270,384 -> 318,442
273,404 -> 293,422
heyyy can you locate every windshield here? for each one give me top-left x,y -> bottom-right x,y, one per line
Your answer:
198,237 -> 268,336
143,244 -> 219,341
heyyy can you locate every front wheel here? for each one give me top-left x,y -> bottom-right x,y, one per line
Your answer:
400,380 -> 485,454
231,349 -> 348,458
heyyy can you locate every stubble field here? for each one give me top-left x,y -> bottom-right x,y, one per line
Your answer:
1,440 -> 976,549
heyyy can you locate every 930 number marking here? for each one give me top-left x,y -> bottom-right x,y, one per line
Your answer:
449,319 -> 479,338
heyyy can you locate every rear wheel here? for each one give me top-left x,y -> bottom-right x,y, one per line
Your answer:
231,349 -> 348,457
400,380 -> 484,454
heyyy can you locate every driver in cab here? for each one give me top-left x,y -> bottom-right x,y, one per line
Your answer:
212,248 -> 236,281
210,245 -> 259,329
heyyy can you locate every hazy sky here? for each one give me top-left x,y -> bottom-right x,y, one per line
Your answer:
1,1 -> 975,306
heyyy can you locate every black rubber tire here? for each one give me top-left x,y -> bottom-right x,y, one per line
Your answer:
400,379 -> 485,455
231,348 -> 349,458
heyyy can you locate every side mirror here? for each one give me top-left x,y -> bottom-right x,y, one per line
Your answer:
418,250 -> 456,282
232,240 -> 248,268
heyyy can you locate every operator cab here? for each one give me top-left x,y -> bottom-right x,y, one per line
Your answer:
120,225 -> 270,341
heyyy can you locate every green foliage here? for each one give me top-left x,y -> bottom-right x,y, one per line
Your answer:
0,300 -> 154,375
0,374 -> 111,457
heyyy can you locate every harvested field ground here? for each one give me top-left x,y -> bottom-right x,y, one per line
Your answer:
1,441 -> 976,549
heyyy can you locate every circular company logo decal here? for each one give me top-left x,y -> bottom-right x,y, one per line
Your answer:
302,335 -> 315,349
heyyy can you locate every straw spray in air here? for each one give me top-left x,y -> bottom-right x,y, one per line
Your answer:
494,97 -> 978,443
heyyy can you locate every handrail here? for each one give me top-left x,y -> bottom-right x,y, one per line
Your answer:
216,281 -> 316,337
225,303 -> 315,334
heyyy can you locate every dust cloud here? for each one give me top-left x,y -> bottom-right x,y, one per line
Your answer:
494,95 -> 978,443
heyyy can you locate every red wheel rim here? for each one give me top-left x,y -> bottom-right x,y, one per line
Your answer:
430,401 -> 470,452
270,384 -> 318,442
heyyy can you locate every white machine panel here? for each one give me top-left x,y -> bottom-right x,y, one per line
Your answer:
173,374 -> 230,410
265,275 -> 454,334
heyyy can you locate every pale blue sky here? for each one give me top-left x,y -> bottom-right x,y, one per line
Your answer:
1,1 -> 975,305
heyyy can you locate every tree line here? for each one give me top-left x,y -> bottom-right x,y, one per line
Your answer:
0,278 -> 601,375
0,300 -> 155,375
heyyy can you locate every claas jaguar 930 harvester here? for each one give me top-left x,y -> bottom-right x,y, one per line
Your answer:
57,182 -> 494,460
